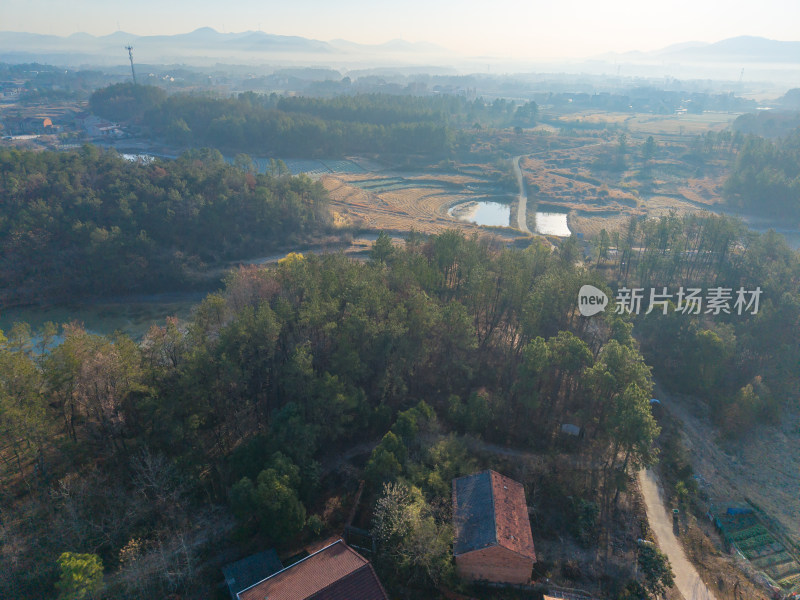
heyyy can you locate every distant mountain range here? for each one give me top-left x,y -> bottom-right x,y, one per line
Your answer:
602,36 -> 800,63
0,28 -> 454,67
1,29 -> 799,70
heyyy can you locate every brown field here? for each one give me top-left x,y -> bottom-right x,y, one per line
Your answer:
321,173 -> 526,241
522,155 -> 640,211
553,110 -> 738,136
412,173 -> 488,185
323,113 -> 745,244
569,213 -> 633,238
520,149 -> 645,238
564,179 -> 730,239
678,175 -> 727,207
321,134 -> 736,244
555,111 -> 632,125
511,120 -> 739,239
627,112 -> 738,135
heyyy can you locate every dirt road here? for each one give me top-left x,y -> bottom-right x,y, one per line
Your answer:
639,469 -> 719,600
513,155 -> 531,234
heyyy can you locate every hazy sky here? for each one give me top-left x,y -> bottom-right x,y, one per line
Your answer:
3,0 -> 800,58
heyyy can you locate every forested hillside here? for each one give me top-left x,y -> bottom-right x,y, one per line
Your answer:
0,146 -> 329,307
731,110 -> 800,137
596,212 -> 800,435
89,83 -> 538,158
2,221 -> 796,598
725,128 -> 800,218
1,232 -> 657,598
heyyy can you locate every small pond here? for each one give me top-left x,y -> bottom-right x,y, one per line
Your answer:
534,211 -> 571,237
449,200 -> 510,227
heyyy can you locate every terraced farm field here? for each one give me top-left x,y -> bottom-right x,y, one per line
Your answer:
713,507 -> 800,595
321,171 -> 527,240
242,157 -> 379,176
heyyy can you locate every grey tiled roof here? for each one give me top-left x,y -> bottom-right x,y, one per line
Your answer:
222,549 -> 283,599
453,470 -> 536,561
453,470 -> 497,555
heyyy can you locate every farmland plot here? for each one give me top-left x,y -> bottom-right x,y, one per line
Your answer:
321,171 -> 526,239
712,504 -> 800,593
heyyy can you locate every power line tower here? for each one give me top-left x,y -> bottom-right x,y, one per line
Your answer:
125,45 -> 137,84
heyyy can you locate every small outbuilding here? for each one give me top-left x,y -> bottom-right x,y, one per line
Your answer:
452,470 -> 536,584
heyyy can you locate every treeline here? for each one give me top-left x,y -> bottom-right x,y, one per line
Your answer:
732,111 -> 800,138
0,146 -> 329,307
543,89 -> 755,115
89,84 -> 539,157
595,212 -> 800,435
1,232 -> 658,599
725,128 -> 800,218
88,82 -> 167,121
275,93 -> 452,124
90,84 -> 455,157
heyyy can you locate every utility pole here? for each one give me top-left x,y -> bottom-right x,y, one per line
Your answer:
125,45 -> 137,84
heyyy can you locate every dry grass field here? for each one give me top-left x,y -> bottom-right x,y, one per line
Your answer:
553,110 -> 738,136
555,111 -> 633,125
321,172 -> 526,241
322,111 -> 747,244
511,114 -> 743,239
627,112 -> 738,136
519,149 -> 646,238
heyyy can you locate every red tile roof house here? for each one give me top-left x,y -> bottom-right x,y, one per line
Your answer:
452,470 -> 536,585
236,539 -> 388,600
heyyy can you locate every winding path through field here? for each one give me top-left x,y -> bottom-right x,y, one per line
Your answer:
513,155 -> 531,234
638,469 -> 718,600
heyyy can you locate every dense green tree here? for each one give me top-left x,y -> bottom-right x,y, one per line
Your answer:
725,129 -> 800,217
637,544 -> 675,598
0,146 -> 329,306
88,83 -> 166,121
365,442 -> 404,486
230,452 -> 307,543
55,552 -> 104,600
513,100 -> 539,126
371,483 -> 454,592
90,87 -> 458,157
371,231 -> 396,265
0,330 -> 52,487
585,340 -> 653,436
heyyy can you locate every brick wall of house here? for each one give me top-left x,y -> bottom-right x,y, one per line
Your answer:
455,545 -> 533,584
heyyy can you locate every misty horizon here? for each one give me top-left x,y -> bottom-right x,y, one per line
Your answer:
2,25 -> 800,61
3,0 -> 800,60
